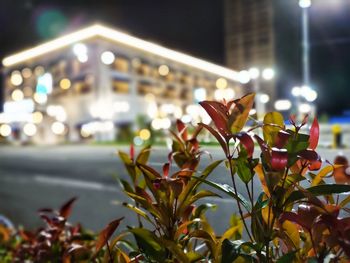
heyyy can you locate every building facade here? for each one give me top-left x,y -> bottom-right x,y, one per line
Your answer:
1,24 -> 243,144
224,0 -> 276,103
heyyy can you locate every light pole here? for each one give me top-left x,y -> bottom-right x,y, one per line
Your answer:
299,0 -> 311,86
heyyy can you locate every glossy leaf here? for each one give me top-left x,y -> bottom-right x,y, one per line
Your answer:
271,148 -> 288,171
199,101 -> 230,137
309,117 -> 319,150
136,146 -> 151,165
228,93 -> 255,134
59,197 -> 77,219
286,184 -> 350,205
235,132 -> 254,158
199,123 -> 229,155
129,228 -> 166,261
95,217 -> 124,253
263,112 -> 285,146
311,165 -> 335,186
193,176 -> 251,212
176,119 -> 188,141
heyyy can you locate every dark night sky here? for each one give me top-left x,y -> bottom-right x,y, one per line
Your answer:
1,0 -> 350,115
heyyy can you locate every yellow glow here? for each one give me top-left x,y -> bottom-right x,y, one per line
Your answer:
139,129 -> 151,140
215,78 -> 228,89
158,65 -> 169,76
0,124 -> 12,137
11,89 -> 24,101
10,71 -> 23,86
2,24 -> 239,81
59,78 -> 71,90
32,111 -> 43,124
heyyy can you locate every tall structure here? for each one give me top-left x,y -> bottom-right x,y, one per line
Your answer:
224,0 -> 276,102
1,24 -> 243,144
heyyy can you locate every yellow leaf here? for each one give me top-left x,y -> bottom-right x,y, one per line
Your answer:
254,163 -> 270,197
282,220 -> 300,248
311,165 -> 341,186
263,112 -> 285,145
228,93 -> 255,134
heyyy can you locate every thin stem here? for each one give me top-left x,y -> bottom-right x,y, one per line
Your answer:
228,153 -> 253,241
107,241 -> 113,263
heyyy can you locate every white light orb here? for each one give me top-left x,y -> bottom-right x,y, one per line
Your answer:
291,86 -> 301,97
248,68 -> 260,79
259,94 -> 270,104
194,88 -> 207,101
238,70 -> 251,84
23,123 -> 37,137
77,54 -> 88,63
11,89 -> 24,101
33,93 -> 47,104
274,100 -> 292,111
299,0 -> 311,8
299,103 -> 312,113
73,43 -> 88,56
34,66 -> 45,76
304,89 -> 318,102
133,136 -> 143,146
101,51 -> 115,65
0,124 -> 12,137
262,68 -> 275,80
10,71 -> 23,86
51,122 -> 65,135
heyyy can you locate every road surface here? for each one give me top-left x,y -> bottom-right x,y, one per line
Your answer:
0,145 -> 348,234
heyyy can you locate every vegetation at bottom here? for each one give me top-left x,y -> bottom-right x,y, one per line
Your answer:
1,92 -> 350,262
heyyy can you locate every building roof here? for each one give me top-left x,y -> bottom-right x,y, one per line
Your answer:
2,24 -> 240,82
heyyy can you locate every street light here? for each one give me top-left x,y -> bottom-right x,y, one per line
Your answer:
247,67 -> 275,120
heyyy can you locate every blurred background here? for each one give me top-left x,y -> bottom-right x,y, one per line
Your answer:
0,0 -> 350,231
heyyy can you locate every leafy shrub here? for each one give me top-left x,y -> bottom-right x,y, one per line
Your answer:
2,92 -> 350,263
100,93 -> 350,262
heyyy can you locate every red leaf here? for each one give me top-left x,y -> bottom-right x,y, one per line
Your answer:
298,149 -> 318,162
280,211 -> 311,231
308,157 -> 322,171
95,217 -> 124,253
309,117 -> 320,150
130,144 -> 135,161
275,130 -> 291,149
254,135 -> 271,162
235,132 -> 254,158
176,119 -> 188,141
271,148 -> 288,171
163,163 -> 170,178
199,101 -> 230,137
199,123 -> 229,156
59,197 -> 77,219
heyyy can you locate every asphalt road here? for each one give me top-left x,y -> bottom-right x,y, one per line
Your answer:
0,145 -> 348,234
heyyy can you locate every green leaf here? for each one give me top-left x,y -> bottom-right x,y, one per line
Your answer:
129,228 -> 166,261
235,157 -> 254,184
276,250 -> 298,263
192,176 -> 251,212
286,184 -> 350,205
221,239 -> 240,263
122,203 -> 153,224
193,203 -> 217,218
188,190 -> 221,205
136,146 -> 151,165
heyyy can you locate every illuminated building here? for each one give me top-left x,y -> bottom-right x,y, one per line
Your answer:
1,24 -> 243,143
